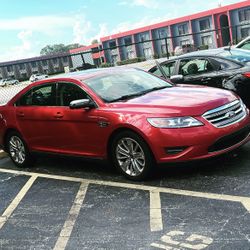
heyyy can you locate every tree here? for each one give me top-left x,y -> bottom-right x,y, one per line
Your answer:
40,43 -> 82,55
91,39 -> 98,45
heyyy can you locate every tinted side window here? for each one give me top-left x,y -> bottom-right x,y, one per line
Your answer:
161,61 -> 175,77
57,82 -> 88,106
179,58 -> 214,76
149,66 -> 163,77
211,57 -> 242,70
16,83 -> 56,106
150,62 -> 175,78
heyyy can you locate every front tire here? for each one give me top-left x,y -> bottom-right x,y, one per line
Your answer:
111,131 -> 154,180
6,132 -> 35,168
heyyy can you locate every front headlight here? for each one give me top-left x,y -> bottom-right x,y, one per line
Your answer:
147,117 -> 204,128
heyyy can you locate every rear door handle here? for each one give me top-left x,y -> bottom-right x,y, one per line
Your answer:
201,77 -> 212,81
54,112 -> 63,119
17,112 -> 25,117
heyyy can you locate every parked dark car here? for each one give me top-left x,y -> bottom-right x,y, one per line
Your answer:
235,36 -> 250,51
184,47 -> 250,63
148,55 -> 250,107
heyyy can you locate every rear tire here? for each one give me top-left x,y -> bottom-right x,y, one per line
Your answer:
6,132 -> 35,168
111,131 -> 154,181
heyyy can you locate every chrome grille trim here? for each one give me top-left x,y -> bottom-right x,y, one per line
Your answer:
202,100 -> 247,128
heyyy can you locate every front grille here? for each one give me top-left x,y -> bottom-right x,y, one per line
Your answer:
202,100 -> 247,128
208,126 -> 250,152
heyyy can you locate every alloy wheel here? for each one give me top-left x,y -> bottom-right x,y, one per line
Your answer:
9,136 -> 26,164
116,137 -> 145,177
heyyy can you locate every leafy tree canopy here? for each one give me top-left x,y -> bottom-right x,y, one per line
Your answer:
40,43 -> 82,55
91,39 -> 98,45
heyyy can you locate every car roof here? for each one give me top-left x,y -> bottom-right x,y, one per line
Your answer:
49,67 -> 140,81
177,48 -> 224,58
178,47 -> 250,58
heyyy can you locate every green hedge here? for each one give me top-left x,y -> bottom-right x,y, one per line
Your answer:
198,45 -> 209,50
99,63 -> 113,68
116,57 -> 146,66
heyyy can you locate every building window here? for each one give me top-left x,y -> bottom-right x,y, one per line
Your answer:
143,48 -> 152,58
111,55 -> 118,63
124,37 -> 132,46
21,73 -> 27,78
91,47 -> 99,53
140,33 -> 150,42
158,29 -> 167,39
241,27 -> 250,39
6,65 -> 13,72
31,62 -> 37,68
42,60 -> 48,66
109,41 -> 116,49
239,9 -> 250,22
199,19 -> 210,31
127,50 -> 135,59
201,35 -> 213,45
178,23 -> 189,35
161,44 -> 167,54
52,58 -> 58,64
63,57 -> 68,63
180,39 -> 190,46
19,64 -> 25,70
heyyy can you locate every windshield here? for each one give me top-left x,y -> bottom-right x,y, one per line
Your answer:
84,69 -> 172,102
218,49 -> 250,63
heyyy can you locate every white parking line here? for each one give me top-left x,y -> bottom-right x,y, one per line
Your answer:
53,183 -> 88,250
0,174 -> 38,230
150,190 -> 163,232
0,167 -> 249,233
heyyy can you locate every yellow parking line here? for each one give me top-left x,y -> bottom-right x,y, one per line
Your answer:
0,167 -> 250,211
53,183 -> 88,250
0,167 -> 249,234
0,174 -> 37,230
150,190 -> 163,232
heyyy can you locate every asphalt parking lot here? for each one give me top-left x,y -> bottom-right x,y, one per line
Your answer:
0,143 -> 250,250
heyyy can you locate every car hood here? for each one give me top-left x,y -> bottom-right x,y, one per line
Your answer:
108,85 -> 238,117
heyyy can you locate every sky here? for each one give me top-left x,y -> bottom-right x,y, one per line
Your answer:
0,0 -> 246,62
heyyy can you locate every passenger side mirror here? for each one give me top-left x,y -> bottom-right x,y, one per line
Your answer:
170,75 -> 184,83
69,99 -> 95,109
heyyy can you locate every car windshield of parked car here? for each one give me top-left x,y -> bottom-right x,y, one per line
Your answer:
84,70 -> 172,102
218,49 -> 250,63
237,42 -> 250,50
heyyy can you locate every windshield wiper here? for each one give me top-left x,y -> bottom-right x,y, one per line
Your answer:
109,86 -> 169,102
109,93 -> 145,102
142,86 -> 169,94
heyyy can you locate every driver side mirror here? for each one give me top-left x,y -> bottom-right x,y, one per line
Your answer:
69,99 -> 95,109
170,75 -> 184,84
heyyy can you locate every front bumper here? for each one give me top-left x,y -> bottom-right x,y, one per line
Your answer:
147,114 -> 250,163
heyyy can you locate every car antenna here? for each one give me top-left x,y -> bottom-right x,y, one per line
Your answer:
228,41 -> 232,53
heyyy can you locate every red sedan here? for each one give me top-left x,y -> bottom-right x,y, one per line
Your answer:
0,68 -> 249,180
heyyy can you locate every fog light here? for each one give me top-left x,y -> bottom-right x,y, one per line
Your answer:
165,147 -> 187,155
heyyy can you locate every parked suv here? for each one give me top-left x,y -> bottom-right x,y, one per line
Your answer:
29,73 -> 48,83
0,78 -> 19,87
